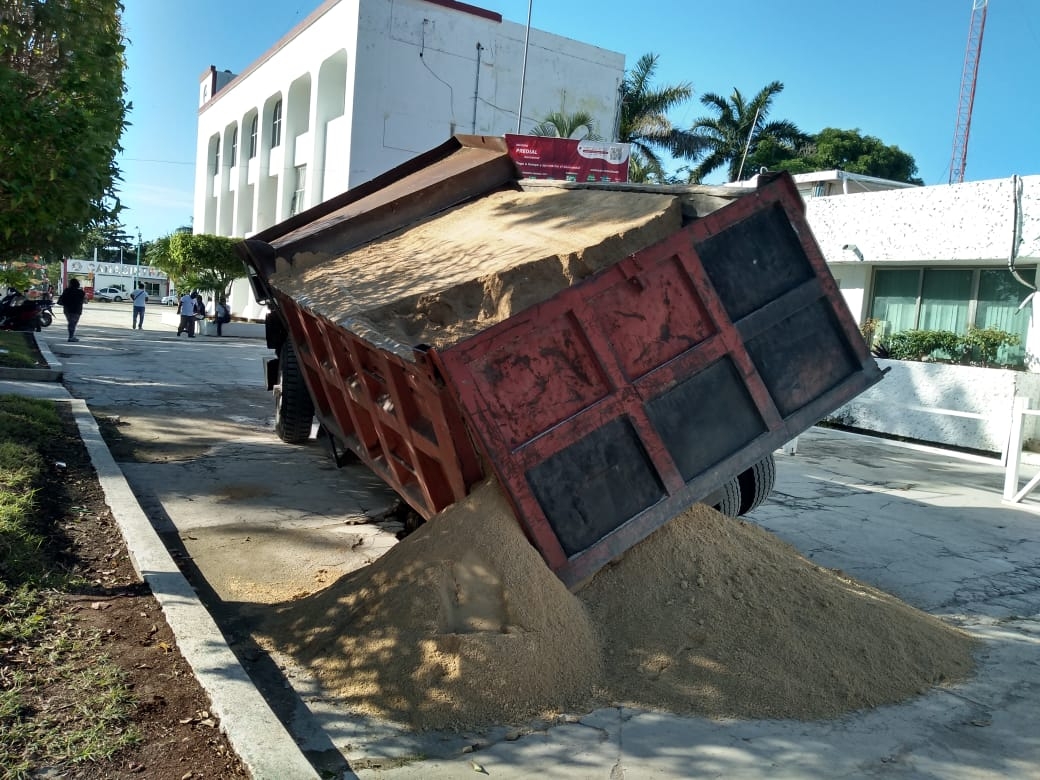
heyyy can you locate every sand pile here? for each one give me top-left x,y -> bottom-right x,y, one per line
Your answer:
268,187 -> 682,351
580,505 -> 975,720
258,481 -> 601,730
257,480 -> 975,731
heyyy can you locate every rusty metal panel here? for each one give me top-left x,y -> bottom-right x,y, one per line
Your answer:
437,174 -> 883,587
276,291 -> 483,519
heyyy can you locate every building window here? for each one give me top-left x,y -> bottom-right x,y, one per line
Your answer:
869,267 -> 1035,366
290,164 -> 307,216
271,100 -> 282,148
212,142 -> 220,175
249,115 -> 258,159
229,128 -> 238,168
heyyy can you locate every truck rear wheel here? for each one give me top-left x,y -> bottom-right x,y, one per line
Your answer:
737,454 -> 776,515
712,477 -> 742,517
274,341 -> 314,444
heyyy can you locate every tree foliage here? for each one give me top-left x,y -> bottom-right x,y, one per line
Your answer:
688,81 -> 807,183
148,233 -> 243,296
747,127 -> 924,185
0,0 -> 129,258
617,53 -> 703,183
529,110 -> 602,140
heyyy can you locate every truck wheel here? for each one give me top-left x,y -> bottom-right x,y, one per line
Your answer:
737,454 -> 776,515
274,341 -> 314,444
712,477 -> 742,517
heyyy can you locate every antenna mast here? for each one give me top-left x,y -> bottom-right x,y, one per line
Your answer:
949,0 -> 988,184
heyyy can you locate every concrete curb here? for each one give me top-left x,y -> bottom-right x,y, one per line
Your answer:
68,398 -> 320,780
33,332 -> 62,378
0,331 -> 63,381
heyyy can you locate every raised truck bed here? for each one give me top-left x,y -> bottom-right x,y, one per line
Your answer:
237,135 -> 883,587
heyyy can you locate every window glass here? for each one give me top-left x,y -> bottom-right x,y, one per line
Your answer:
249,115 -> 258,158
229,128 -> 237,167
919,269 -> 972,334
869,269 -> 918,340
978,268 -> 1034,366
271,100 -> 282,148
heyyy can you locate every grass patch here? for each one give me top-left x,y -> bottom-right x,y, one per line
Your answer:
0,333 -> 44,370
0,395 -> 141,778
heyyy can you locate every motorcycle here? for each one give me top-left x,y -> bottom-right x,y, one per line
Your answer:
36,298 -> 54,328
0,298 -> 47,331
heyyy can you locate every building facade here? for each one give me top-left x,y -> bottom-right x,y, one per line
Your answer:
194,0 -> 624,244
806,174 -> 1040,368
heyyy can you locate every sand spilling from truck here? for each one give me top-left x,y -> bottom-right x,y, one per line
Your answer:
268,186 -> 682,351
256,479 -> 975,731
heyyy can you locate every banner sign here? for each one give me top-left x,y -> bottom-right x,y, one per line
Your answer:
66,259 -> 168,280
505,134 -> 630,183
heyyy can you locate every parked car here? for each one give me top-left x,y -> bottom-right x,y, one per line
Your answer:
161,294 -> 178,306
94,287 -> 126,302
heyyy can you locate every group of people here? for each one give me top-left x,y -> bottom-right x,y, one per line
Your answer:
176,291 -> 231,337
51,279 -> 232,342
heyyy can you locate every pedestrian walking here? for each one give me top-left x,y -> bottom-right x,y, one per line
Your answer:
56,278 -> 86,342
214,298 -> 231,336
177,290 -> 197,338
130,283 -> 148,329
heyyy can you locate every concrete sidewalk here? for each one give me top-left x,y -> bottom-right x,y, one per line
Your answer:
12,309 -> 1040,779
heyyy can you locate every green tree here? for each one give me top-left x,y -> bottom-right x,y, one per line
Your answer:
148,233 -> 243,297
748,127 -> 924,185
529,110 -> 602,140
0,0 -> 130,258
617,53 -> 703,182
688,81 -> 807,183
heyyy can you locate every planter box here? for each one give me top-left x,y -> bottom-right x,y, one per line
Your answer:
826,358 -> 1040,454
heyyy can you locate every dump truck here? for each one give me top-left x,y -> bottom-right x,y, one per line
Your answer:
236,135 -> 883,588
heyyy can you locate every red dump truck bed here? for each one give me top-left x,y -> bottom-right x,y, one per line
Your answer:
238,135 -> 883,587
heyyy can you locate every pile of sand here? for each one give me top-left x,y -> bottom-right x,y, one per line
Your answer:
256,479 -> 975,731
268,187 -> 682,351
258,482 -> 601,730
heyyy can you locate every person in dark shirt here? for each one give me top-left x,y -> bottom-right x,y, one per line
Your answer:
56,278 -> 86,342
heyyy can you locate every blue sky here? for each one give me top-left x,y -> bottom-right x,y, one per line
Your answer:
119,0 -> 1039,242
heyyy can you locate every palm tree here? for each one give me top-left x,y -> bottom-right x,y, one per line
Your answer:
529,110 -> 602,140
688,81 -> 807,183
617,53 -> 704,182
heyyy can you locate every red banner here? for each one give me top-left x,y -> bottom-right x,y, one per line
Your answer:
505,134 -> 630,183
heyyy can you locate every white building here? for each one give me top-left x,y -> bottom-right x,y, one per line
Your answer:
806,174 -> 1040,366
194,0 -> 624,245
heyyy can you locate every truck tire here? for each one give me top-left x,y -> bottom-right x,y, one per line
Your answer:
274,341 -> 314,444
713,477 -> 742,517
737,454 -> 776,515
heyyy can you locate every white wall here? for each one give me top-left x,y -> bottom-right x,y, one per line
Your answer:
347,0 -> 623,187
806,175 -> 1040,265
194,0 -> 624,235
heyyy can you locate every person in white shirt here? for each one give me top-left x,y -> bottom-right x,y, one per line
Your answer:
177,291 -> 197,338
130,283 -> 148,329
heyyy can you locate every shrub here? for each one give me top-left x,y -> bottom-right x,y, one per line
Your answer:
961,326 -> 1021,366
872,327 -> 1023,368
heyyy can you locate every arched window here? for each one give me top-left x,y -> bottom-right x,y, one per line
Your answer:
271,100 -> 283,148
249,115 -> 258,158
229,127 -> 238,167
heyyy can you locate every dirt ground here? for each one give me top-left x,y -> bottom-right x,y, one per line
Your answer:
28,405 -> 247,779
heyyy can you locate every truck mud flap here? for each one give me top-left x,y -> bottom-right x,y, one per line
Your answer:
436,174 -> 884,588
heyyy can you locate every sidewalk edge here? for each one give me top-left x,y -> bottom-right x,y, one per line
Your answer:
68,398 -> 319,780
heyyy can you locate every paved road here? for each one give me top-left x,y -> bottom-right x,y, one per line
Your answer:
38,303 -> 1040,780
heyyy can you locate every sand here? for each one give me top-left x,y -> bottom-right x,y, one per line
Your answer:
256,479 -> 975,731
268,186 -> 682,352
